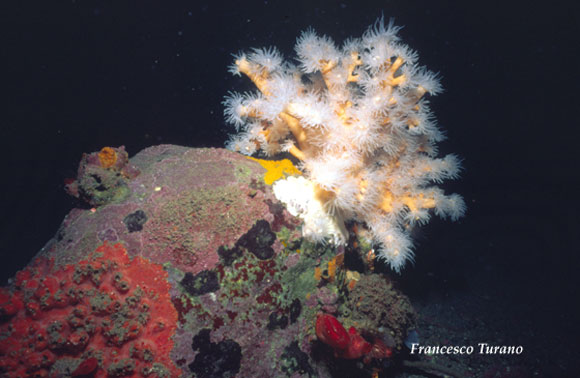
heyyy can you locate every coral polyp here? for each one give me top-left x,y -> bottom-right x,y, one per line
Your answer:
225,18 -> 465,271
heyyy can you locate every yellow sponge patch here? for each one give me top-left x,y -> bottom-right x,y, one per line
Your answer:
247,157 -> 301,185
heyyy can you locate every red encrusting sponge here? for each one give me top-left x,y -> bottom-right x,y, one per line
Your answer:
315,313 -> 392,363
0,241 -> 181,377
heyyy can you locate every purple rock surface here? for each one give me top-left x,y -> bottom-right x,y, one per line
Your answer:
41,145 -> 296,274
9,145 -> 418,377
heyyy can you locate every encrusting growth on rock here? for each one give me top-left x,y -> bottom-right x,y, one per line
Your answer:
0,242 -> 180,378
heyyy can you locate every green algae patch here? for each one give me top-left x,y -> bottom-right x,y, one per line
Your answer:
233,163 -> 255,184
144,185 -> 246,268
279,253 -> 319,306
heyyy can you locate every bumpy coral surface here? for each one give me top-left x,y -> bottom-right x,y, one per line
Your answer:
6,145 -> 428,377
345,273 -> 416,349
0,242 -> 180,378
224,18 -> 465,271
65,146 -> 140,207
48,146 -> 297,277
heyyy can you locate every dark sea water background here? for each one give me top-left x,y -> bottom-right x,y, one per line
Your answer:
2,1 -> 578,375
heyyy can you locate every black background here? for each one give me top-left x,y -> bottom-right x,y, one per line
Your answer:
1,0 -> 579,373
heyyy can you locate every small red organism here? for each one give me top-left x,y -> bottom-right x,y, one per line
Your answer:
0,288 -> 23,317
71,357 -> 98,376
0,242 -> 181,378
315,313 -> 350,350
341,326 -> 372,359
366,337 -> 393,361
315,312 -> 392,362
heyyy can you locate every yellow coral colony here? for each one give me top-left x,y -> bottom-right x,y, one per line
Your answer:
247,157 -> 302,185
224,18 -> 465,272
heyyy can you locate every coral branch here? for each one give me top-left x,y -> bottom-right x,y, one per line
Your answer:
224,17 -> 465,272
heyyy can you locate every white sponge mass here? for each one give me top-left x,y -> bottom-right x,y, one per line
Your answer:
273,176 -> 348,246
